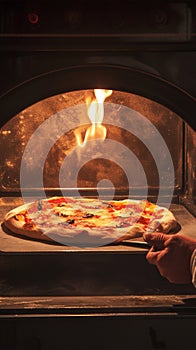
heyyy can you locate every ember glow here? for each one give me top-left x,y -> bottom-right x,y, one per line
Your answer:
75,89 -> 112,147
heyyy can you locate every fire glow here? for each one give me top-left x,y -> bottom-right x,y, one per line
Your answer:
75,89 -> 112,147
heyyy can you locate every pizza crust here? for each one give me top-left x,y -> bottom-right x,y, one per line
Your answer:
146,206 -> 177,233
157,211 -> 177,233
4,215 -> 54,243
114,224 -> 146,242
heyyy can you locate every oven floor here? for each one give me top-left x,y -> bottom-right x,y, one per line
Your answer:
0,198 -> 195,252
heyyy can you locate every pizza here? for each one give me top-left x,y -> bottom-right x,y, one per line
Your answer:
3,196 -> 178,247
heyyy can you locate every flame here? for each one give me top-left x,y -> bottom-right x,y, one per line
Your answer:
75,89 -> 112,147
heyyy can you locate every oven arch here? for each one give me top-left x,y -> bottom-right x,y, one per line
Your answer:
0,64 -> 195,130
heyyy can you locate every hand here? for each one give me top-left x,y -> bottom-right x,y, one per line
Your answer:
143,232 -> 196,284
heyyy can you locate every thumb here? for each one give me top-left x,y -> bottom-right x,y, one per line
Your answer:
143,232 -> 168,247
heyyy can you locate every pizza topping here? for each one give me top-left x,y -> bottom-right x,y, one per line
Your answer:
58,212 -> 69,217
66,219 -> 75,225
37,201 -> 42,211
82,213 -> 94,218
14,213 -> 25,221
116,221 -> 131,228
103,202 -> 113,208
57,202 -> 67,207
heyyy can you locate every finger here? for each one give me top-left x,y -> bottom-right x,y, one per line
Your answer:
146,247 -> 160,265
143,232 -> 168,249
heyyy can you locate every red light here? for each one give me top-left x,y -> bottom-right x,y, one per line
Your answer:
27,13 -> 39,25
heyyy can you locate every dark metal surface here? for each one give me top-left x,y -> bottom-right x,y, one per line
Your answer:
0,310 -> 196,350
0,1 -> 194,37
0,295 -> 196,350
